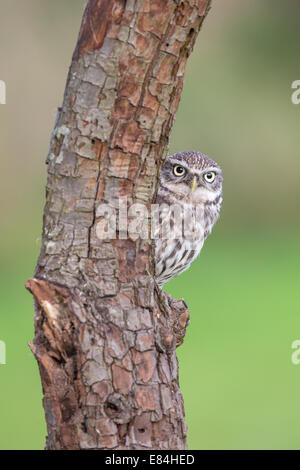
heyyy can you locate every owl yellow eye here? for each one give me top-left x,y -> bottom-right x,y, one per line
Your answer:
204,171 -> 216,183
173,165 -> 186,177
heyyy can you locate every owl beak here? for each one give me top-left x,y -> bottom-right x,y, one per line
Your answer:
190,176 -> 197,193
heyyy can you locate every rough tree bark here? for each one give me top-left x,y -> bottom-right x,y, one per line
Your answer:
26,0 -> 211,450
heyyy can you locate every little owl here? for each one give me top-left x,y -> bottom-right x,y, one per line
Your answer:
154,151 -> 223,287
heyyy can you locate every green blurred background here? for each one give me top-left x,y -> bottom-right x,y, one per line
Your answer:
0,0 -> 300,450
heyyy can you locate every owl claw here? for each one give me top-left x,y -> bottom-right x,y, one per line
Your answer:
182,299 -> 188,309
146,267 -> 152,277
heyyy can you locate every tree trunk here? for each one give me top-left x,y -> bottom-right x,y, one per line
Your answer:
26,0 -> 211,450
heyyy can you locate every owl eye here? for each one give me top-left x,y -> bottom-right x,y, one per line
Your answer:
173,165 -> 186,177
204,171 -> 216,183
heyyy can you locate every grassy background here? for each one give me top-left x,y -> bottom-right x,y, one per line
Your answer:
0,0 -> 300,449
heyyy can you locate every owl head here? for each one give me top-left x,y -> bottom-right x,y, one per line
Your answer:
159,150 -> 223,203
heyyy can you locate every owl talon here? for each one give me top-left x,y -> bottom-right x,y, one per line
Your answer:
146,267 -> 152,277
182,299 -> 188,309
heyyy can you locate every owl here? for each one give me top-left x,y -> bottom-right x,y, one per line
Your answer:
154,151 -> 223,287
